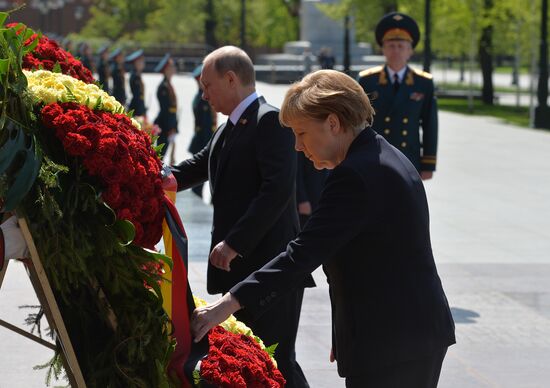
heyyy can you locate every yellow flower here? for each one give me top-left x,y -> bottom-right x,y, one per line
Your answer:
24,69 -> 139,129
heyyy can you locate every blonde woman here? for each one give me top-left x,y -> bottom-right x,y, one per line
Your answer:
191,70 -> 455,388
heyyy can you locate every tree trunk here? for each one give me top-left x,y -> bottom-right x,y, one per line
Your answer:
478,0 -> 494,105
204,0 -> 217,48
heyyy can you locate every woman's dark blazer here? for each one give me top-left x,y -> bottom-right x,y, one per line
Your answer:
231,127 -> 456,377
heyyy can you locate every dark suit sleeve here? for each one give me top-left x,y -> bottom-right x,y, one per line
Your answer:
224,111 -> 297,256
170,141 -> 210,191
420,79 -> 438,171
296,152 -> 308,204
230,166 -> 373,317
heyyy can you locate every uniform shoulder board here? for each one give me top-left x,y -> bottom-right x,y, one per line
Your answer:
411,67 -> 433,79
359,65 -> 384,78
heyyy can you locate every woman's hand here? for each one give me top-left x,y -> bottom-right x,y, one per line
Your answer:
191,292 -> 242,342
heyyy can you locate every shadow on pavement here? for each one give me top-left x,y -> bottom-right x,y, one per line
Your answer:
450,307 -> 480,324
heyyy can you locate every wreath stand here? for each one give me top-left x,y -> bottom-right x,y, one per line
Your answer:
0,216 -> 87,388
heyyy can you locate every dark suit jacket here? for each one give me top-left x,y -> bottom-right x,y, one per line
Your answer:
231,128 -> 455,377
171,97 -> 313,293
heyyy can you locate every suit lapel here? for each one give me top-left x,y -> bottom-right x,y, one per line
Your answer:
210,96 -> 264,197
208,122 -> 227,194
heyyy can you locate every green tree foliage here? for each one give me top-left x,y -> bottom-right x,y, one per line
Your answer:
80,0 -> 298,49
134,0 -> 205,44
80,0 -> 161,41
78,0 -> 541,77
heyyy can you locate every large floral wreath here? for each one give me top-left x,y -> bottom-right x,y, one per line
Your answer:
0,14 -> 284,388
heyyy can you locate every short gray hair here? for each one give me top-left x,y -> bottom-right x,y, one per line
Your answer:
204,46 -> 255,87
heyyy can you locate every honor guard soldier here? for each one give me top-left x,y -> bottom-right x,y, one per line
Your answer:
188,64 -> 216,198
126,49 -> 147,117
97,45 -> 111,92
109,48 -> 126,105
154,54 -> 178,163
358,12 -> 438,180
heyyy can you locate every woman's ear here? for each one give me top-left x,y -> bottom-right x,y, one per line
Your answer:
327,113 -> 341,134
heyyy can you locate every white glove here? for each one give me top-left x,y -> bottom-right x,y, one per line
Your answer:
1,215 -> 29,261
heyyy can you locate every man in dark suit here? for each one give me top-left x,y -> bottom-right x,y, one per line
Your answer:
171,46 -> 313,388
191,69 -> 455,388
358,12 -> 438,179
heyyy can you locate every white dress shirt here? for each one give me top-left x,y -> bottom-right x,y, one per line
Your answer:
229,91 -> 260,125
387,66 -> 407,84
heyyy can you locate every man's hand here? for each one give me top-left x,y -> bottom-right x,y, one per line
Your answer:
421,171 -> 434,180
209,241 -> 238,272
191,292 -> 242,342
298,201 -> 312,215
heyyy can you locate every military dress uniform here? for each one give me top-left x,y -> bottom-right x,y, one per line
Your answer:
189,67 -> 215,156
97,45 -> 110,91
358,11 -> 439,173
110,48 -> 126,105
358,65 -> 438,172
97,56 -> 110,92
128,71 -> 145,115
127,49 -> 146,116
154,65 -> 177,158
188,76 -> 216,198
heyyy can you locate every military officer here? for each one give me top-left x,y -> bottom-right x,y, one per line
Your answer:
358,12 -> 438,179
97,45 -> 111,92
126,49 -> 147,117
188,64 -> 216,198
109,48 -> 126,105
154,54 -> 178,163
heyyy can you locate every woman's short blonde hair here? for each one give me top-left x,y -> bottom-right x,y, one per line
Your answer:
280,70 -> 375,131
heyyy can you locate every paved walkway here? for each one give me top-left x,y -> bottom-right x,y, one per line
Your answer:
1,74 -> 549,387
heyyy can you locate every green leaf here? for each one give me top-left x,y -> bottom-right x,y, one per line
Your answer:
192,369 -> 201,386
0,58 -> 9,75
63,84 -> 77,102
141,247 -> 173,270
264,343 -> 278,358
0,12 -> 8,26
112,218 -> 136,246
52,62 -> 62,73
93,95 -> 103,110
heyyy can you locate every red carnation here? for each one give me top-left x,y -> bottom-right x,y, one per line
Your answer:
201,326 -> 286,388
9,23 -> 95,84
40,102 -> 165,248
